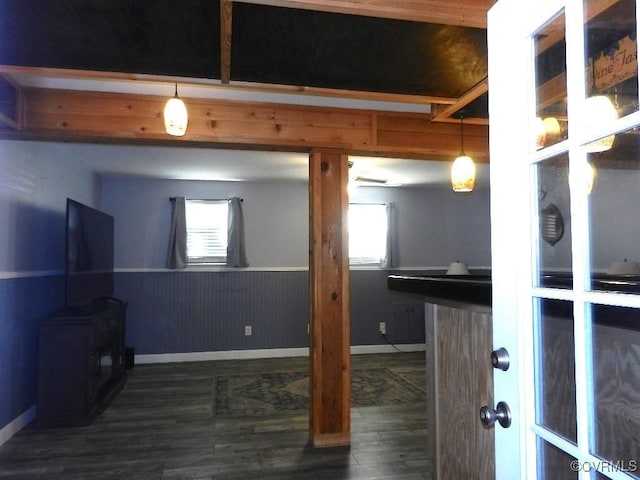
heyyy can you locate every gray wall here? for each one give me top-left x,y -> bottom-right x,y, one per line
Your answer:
0,140 -> 100,432
104,176 -> 492,270
102,177 -> 310,269
350,185 -> 491,268
102,174 -> 492,354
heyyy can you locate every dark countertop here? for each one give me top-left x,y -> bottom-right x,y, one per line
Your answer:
387,274 -> 491,308
387,273 -> 640,330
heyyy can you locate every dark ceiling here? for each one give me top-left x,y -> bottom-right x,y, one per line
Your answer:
0,0 -> 489,104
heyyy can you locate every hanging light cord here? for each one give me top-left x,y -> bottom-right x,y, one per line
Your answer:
459,114 -> 465,155
174,83 -> 179,98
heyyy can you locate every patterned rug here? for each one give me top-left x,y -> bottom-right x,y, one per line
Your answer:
214,367 -> 425,416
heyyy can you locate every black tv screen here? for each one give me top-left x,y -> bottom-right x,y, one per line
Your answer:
65,198 -> 114,308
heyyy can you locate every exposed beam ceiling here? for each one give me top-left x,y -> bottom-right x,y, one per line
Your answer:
0,0 -> 496,184
0,0 -> 493,117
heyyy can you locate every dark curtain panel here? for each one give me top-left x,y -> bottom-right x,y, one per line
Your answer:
381,202 -> 395,268
166,196 -> 187,269
227,197 -> 249,267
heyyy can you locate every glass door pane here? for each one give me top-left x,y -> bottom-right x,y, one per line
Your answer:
584,0 -> 638,122
535,298 -> 577,443
583,0 -> 640,290
587,125 -> 640,287
535,153 -> 573,287
538,438 -> 579,479
591,303 -> 640,477
536,11 -> 569,150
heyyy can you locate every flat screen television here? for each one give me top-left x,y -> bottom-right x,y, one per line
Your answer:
65,198 -> 115,309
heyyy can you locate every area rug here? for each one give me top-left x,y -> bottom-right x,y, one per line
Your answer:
214,367 -> 425,416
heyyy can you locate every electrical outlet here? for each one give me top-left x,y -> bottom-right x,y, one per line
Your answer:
244,325 -> 252,336
379,322 -> 386,335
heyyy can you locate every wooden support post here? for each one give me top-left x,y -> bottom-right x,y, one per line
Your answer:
308,150 -> 351,447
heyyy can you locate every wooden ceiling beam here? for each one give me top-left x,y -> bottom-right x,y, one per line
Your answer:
226,79 -> 456,105
10,87 -> 489,162
220,0 -> 233,85
0,65 -> 454,108
231,0 -> 494,29
431,78 -> 488,125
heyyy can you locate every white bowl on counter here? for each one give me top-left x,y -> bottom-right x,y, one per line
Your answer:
446,261 -> 469,275
607,260 -> 640,275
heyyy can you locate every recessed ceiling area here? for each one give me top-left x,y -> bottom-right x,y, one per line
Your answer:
230,3 -> 487,98
1,0 -> 488,101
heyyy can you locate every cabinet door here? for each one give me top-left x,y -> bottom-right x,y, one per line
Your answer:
433,305 -> 494,479
38,322 -> 93,424
391,302 -> 425,343
86,325 -> 99,405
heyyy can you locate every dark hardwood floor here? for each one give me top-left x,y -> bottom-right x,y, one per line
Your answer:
0,352 -> 431,480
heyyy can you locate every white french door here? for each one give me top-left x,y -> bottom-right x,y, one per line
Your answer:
489,0 -> 640,478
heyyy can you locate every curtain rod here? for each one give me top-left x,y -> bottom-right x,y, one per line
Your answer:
169,197 -> 243,202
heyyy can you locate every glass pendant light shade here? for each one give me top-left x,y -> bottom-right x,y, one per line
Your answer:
164,84 -> 188,136
451,155 -> 476,192
536,116 -> 562,150
543,117 -> 561,136
584,95 -> 617,152
451,112 -> 476,192
569,161 -> 596,194
535,117 -> 547,149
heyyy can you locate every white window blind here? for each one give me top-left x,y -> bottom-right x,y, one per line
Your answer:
185,199 -> 228,264
348,203 -> 388,265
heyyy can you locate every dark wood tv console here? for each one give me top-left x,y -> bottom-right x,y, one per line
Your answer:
36,297 -> 127,427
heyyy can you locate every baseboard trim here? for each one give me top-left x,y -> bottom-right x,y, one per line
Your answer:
0,405 -> 36,447
350,343 -> 426,355
135,344 -> 425,364
135,348 -> 310,364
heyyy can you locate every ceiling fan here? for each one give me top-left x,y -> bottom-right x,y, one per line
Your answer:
352,175 -> 388,185
348,161 -> 389,186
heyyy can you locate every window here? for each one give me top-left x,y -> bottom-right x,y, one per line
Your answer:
185,199 -> 228,264
348,203 -> 388,265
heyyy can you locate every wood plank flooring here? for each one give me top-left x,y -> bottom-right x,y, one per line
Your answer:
0,352 -> 432,480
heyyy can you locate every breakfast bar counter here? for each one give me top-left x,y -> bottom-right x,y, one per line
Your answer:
387,274 -> 491,310
387,273 -> 495,480
387,272 -> 640,480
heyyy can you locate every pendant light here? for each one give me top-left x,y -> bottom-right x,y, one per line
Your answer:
451,112 -> 476,192
584,95 -> 617,152
585,60 -> 617,153
164,83 -> 188,136
568,161 -> 596,195
536,116 -> 562,150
